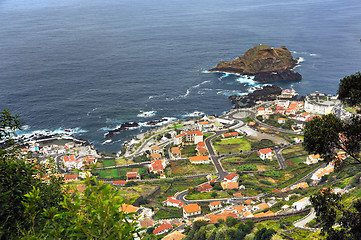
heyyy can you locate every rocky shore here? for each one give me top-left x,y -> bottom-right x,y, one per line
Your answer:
104,122 -> 140,138
209,45 -> 302,83
229,85 -> 282,108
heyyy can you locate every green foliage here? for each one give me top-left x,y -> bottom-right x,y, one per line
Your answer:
310,188 -> 361,239
259,171 -> 282,178
338,72 -> 361,107
304,113 -> 361,165
254,227 -> 276,240
225,216 -> 237,227
0,110 -> 142,239
238,164 -> 258,171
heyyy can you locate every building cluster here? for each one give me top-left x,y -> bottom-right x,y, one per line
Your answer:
63,155 -> 97,170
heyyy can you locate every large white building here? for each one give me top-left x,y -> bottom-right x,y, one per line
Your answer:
174,130 -> 203,145
304,91 -> 338,115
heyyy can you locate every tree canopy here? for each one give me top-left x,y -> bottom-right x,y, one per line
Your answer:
303,114 -> 361,166
0,110 -> 141,239
338,72 -> 361,108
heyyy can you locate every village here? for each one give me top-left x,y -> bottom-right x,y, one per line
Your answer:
19,89 -> 358,239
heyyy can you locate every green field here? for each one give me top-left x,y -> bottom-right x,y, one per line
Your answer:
213,137 -> 251,154
186,191 -> 231,200
94,168 -> 119,178
153,209 -> 182,219
165,160 -> 215,177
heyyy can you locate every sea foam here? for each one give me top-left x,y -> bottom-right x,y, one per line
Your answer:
137,110 -> 156,118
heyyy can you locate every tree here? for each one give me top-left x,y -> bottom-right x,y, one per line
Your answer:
254,228 -> 276,240
303,113 -> 361,166
211,191 -> 218,198
310,188 -> 361,239
0,110 -> 141,239
338,72 -> 361,108
225,216 -> 237,227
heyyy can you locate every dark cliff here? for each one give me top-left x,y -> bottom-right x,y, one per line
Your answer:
210,45 -> 302,82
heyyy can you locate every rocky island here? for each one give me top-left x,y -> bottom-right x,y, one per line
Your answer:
209,44 -> 302,82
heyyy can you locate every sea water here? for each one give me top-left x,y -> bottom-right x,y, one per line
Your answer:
0,0 -> 361,153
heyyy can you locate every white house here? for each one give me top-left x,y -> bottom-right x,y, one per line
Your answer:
223,173 -> 239,182
292,197 -> 311,210
305,154 -> 321,165
171,147 -> 182,159
257,148 -> 273,160
153,222 -> 173,236
174,130 -> 203,145
163,196 -> 184,208
278,118 -> 286,124
189,155 -> 211,164
209,201 -> 222,211
183,203 -> 202,218
294,137 -> 303,143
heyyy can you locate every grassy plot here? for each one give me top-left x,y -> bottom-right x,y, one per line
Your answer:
94,168 -> 119,178
180,144 -> 197,158
186,191 -> 231,200
117,184 -> 159,204
213,137 -> 251,154
165,160 -> 215,177
115,158 -> 134,165
245,137 -> 275,150
153,209 -> 182,219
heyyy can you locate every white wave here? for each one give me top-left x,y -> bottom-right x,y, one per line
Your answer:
148,93 -> 166,100
139,117 -> 177,127
137,110 -> 156,118
236,76 -> 257,86
309,53 -> 318,57
15,127 -> 87,140
216,90 -> 248,96
297,57 -> 304,63
219,73 -> 230,80
166,80 -> 210,101
102,139 -> 112,145
183,111 -> 205,117
86,108 -> 98,116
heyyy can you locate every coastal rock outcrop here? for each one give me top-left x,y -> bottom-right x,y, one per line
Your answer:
104,122 -> 139,138
210,45 -> 302,82
229,85 -> 282,108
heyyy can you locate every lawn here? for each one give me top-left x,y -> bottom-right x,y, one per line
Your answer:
115,158 -> 134,165
94,168 -> 119,178
180,144 -> 197,157
213,137 -> 251,155
245,137 -> 275,150
153,209 -> 182,219
186,191 -> 231,200
203,132 -> 215,138
282,145 -> 308,159
165,160 -> 216,177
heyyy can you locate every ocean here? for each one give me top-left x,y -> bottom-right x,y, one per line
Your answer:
1,0 -> 361,154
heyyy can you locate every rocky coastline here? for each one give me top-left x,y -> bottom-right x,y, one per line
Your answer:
229,85 -> 282,108
209,45 -> 302,83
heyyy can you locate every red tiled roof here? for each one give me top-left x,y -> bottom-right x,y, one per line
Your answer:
258,148 -> 272,154
151,153 -> 162,159
224,173 -> 238,181
183,203 -> 201,213
171,147 -> 181,154
112,180 -> 127,185
210,201 -> 222,206
151,145 -> 161,151
197,141 -> 206,147
197,183 -> 213,192
153,222 -> 173,235
151,160 -> 164,172
223,132 -> 239,137
64,175 -> 78,180
189,155 -> 209,162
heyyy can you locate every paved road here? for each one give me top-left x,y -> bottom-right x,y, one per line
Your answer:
204,131 -> 229,180
274,147 -> 287,170
294,208 -> 316,228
